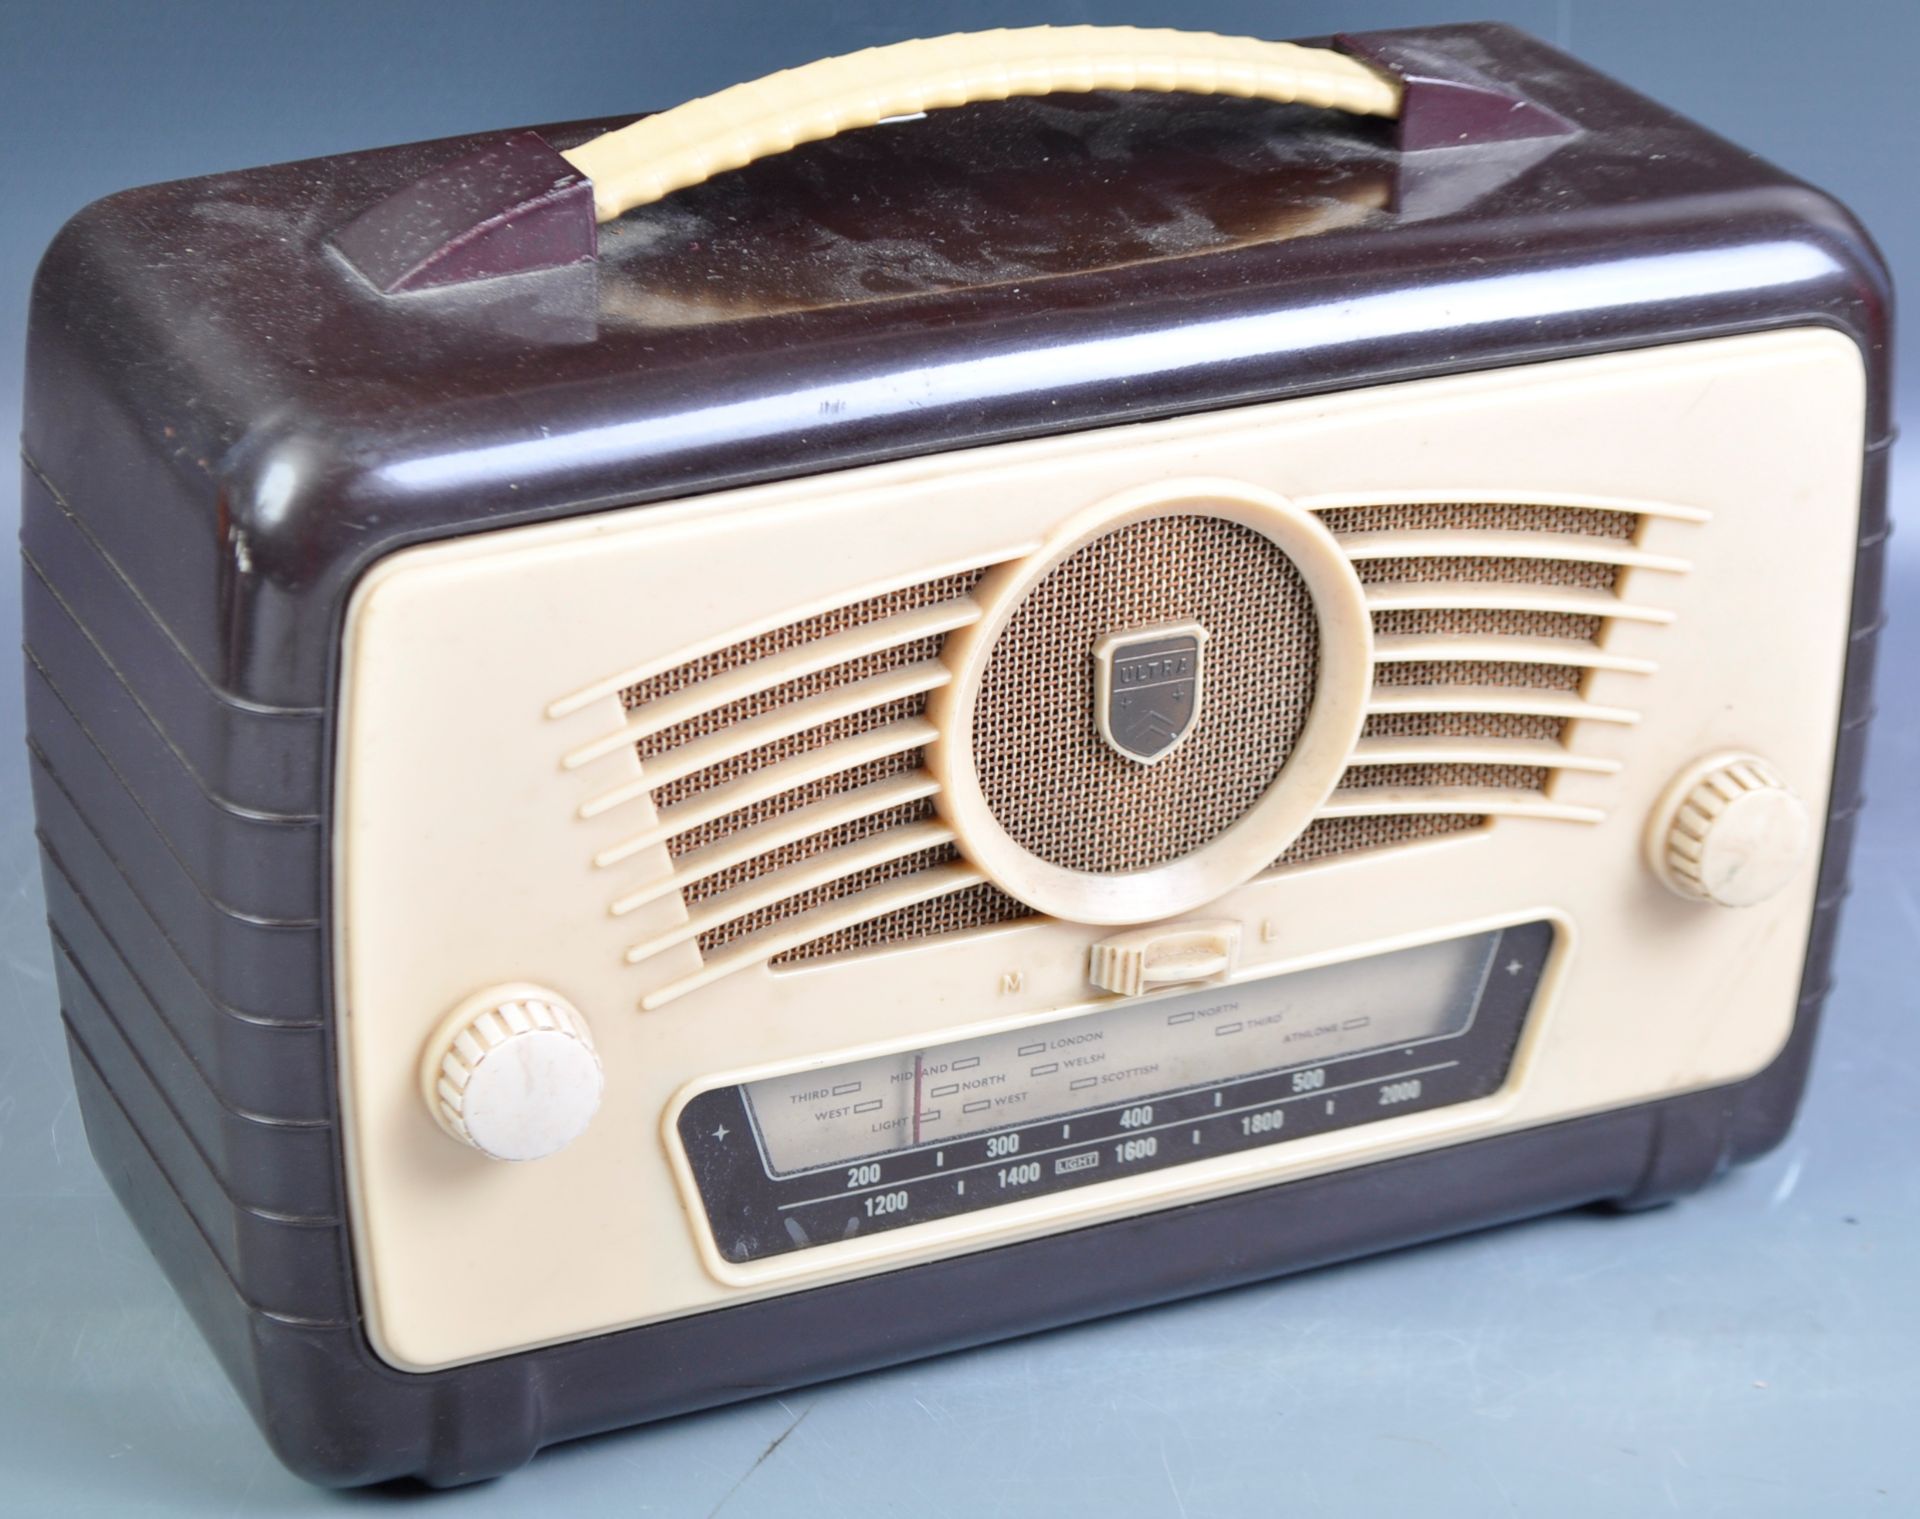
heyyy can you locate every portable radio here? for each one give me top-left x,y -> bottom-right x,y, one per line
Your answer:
21,23 -> 1889,1487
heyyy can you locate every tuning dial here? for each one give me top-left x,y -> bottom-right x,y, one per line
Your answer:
421,987 -> 603,1161
1650,754 -> 1811,908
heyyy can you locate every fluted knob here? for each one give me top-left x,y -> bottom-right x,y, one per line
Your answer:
422,988 -> 603,1161
1654,755 -> 1810,908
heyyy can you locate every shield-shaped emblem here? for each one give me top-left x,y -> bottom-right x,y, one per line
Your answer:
1092,621 -> 1209,764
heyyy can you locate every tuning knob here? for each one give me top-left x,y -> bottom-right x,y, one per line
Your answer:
1650,754 -> 1811,908
421,987 -> 603,1161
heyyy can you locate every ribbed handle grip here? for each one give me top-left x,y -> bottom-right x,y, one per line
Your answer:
562,26 -> 1403,223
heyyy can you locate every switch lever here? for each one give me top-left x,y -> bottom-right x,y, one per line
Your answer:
1089,920 -> 1241,998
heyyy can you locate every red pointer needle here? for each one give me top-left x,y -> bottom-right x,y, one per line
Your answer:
912,1052 -> 923,1147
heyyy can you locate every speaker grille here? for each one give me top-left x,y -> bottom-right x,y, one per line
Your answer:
772,879 -> 1031,963
600,568 -> 1034,1005
579,497 -> 1685,1007
1354,554 -> 1619,590
1321,502 -> 1638,537
663,752 -> 926,860
972,514 -> 1319,874
1274,499 -> 1658,871
618,575 -> 983,709
1277,813 -> 1489,864
1346,762 -> 1551,790
1362,710 -> 1567,741
646,694 -> 931,813
1371,607 -> 1603,641
1373,660 -> 1584,691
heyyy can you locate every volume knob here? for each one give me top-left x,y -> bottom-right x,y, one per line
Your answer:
1652,755 -> 1811,908
422,987 -> 603,1161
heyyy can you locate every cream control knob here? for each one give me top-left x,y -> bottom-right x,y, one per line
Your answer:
421,987 -> 603,1161
1089,919 -> 1241,997
1651,754 -> 1811,908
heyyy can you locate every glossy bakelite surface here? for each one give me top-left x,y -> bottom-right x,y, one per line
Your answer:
22,24 -> 1892,709
15,20 -> 1894,1487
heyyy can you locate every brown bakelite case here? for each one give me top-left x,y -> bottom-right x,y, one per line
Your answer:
20,24 -> 1890,1487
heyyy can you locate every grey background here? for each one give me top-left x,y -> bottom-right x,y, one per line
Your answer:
2,1 -> 1915,1512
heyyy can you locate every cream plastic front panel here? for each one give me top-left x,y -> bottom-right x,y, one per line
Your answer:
335,328 -> 1865,1371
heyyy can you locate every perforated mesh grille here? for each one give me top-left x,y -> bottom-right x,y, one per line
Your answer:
699,842 -> 959,955
773,882 -> 1031,964
1265,501 -> 1649,874
1362,710 -> 1566,742
649,694 -> 929,812
627,574 -> 983,843
618,567 -> 1033,975
1276,813 -> 1486,864
1374,660 -> 1584,692
621,572 -> 986,712
1346,763 -> 1550,791
664,754 -> 927,858
607,499 -> 1658,986
1372,607 -> 1602,641
681,802 -> 933,906
638,645 -> 945,762
972,514 -> 1320,874
1354,556 -> 1618,590
1318,502 -> 1638,539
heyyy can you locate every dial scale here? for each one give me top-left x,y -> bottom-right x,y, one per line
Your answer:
679,922 -> 1553,1262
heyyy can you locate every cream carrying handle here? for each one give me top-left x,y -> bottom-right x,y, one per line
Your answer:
561,26 -> 1404,223
332,26 -> 1583,294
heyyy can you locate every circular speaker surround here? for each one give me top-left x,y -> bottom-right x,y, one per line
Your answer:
976,513 -> 1318,871
929,480 -> 1373,924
